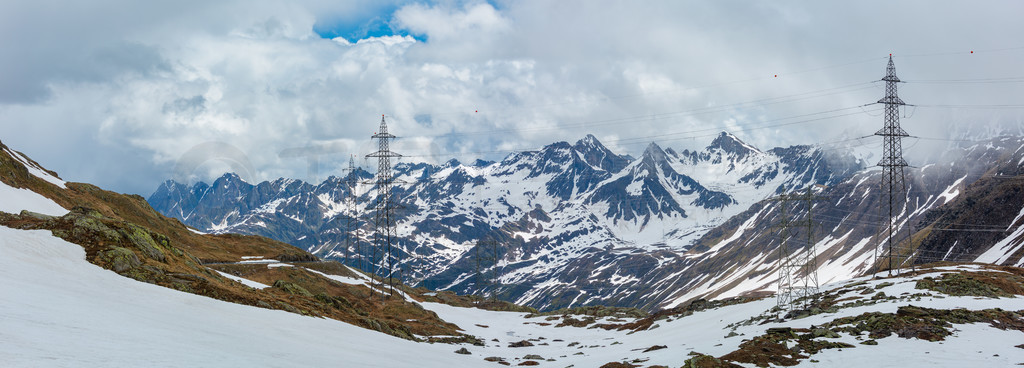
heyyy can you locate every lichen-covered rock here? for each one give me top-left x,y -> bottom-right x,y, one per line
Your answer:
556,315 -> 596,328
360,318 -> 398,338
272,280 -> 313,297
508,340 -> 533,348
598,362 -> 638,368
641,345 -> 667,353
99,247 -> 141,273
915,272 -> 1011,298
427,335 -> 484,345
681,353 -> 742,368
810,328 -> 840,339
526,305 -> 647,319
275,301 -> 302,315
120,224 -> 166,262
720,328 -> 807,367
826,305 -> 1024,343
794,339 -> 855,354
315,293 -> 354,311
67,210 -> 120,243
19,210 -> 54,220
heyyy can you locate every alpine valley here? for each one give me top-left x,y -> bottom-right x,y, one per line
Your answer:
148,132 -> 1024,311
5,134 -> 1024,367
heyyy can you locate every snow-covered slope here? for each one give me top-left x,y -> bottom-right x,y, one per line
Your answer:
650,135 -> 1024,307
5,224 -> 1023,367
424,264 -> 1024,367
0,226 -> 478,367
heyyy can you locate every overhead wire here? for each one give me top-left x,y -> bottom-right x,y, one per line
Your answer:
471,45 -> 1016,121
348,49 -> 1024,277
915,104 -> 1024,109
899,45 -> 1024,58
538,45 -> 1020,119
403,104 -> 882,159
399,100 -> 1021,162
418,82 -> 878,140
418,55 -> 889,118
905,76 -> 1024,84
409,53 -> 1024,143
321,48 -> 1024,294
375,56 -> 1024,165
365,47 -> 1024,165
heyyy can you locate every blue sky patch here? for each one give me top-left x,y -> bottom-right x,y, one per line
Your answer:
312,2 -> 422,42
312,0 -> 502,43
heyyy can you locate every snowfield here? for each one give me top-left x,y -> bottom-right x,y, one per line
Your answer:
0,180 -> 67,217
422,268 -> 1024,367
213,270 -> 270,289
0,227 -> 479,367
3,223 -> 1023,367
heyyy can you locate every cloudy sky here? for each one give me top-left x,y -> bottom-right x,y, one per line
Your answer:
2,0 -> 1023,195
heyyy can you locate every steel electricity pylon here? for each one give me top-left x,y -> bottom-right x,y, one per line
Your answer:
874,55 -> 911,277
774,185 -> 826,311
366,115 -> 402,299
472,238 -> 502,303
343,155 -> 360,270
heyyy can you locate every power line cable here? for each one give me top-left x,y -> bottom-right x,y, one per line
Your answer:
420,82 -> 878,140
403,105 -> 882,159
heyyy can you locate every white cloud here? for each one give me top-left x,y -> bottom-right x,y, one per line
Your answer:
0,0 -> 1022,195
394,2 -> 510,41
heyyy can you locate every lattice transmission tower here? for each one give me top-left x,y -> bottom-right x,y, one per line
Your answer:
473,238 -> 503,304
366,115 -> 403,298
473,239 -> 494,306
343,155 -> 360,270
775,186 -> 826,311
874,55 -> 911,277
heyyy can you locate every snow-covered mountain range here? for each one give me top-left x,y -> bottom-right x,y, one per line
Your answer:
5,135 -> 1024,367
148,133 -> 1024,310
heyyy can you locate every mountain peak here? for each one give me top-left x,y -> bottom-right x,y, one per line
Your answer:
576,134 -> 601,148
443,158 -> 461,168
471,159 -> 494,167
707,132 -> 760,156
543,141 -> 573,151
209,172 -> 253,190
214,172 -> 244,182
573,134 -> 631,172
641,142 -> 667,162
